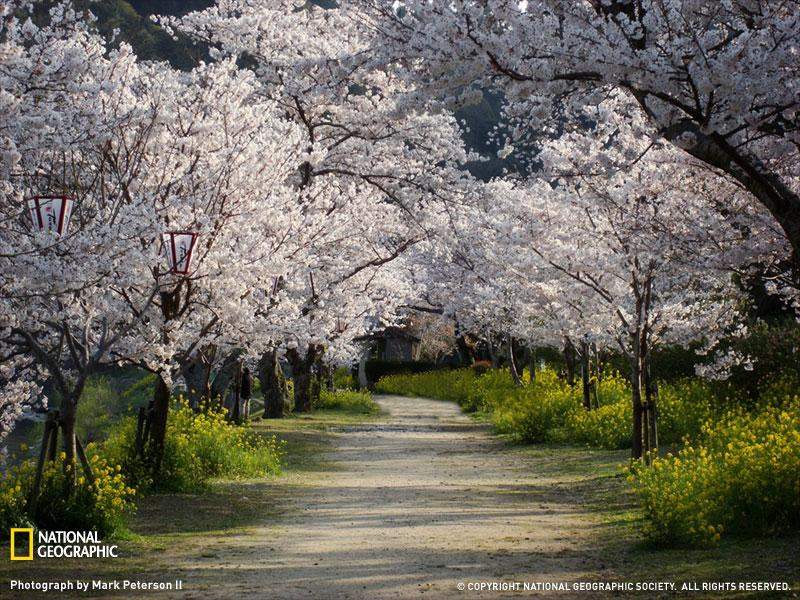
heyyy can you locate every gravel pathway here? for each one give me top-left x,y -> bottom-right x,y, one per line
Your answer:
165,395 -> 605,599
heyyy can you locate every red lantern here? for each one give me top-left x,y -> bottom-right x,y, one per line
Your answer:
28,196 -> 73,237
162,231 -> 198,275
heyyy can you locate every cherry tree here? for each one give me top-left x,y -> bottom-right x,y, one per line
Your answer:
0,0 -> 155,476
165,0 -> 479,412
473,98 -> 779,458
0,1 -> 315,477
113,63 -> 310,466
354,0 -> 800,297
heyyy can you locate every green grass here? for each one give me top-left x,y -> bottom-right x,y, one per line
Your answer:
21,369 -> 155,451
313,388 -> 380,414
1,404 -> 373,592
507,443 -> 800,598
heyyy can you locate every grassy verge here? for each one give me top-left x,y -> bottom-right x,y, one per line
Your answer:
0,407 -> 378,594
377,368 -> 800,550
506,443 -> 800,598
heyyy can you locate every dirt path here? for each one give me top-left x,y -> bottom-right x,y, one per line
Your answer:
155,395 -> 607,599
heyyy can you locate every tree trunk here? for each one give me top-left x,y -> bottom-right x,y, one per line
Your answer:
580,338 -> 592,411
146,288 -> 181,476
591,342 -> 600,408
644,347 -> 659,452
28,412 -> 58,516
147,374 -> 171,477
259,350 -> 287,418
281,367 -> 291,413
57,370 -> 87,492
487,335 -> 500,370
357,349 -> 369,390
184,345 -> 215,409
325,363 -> 335,391
209,352 -> 241,409
310,349 -> 324,407
506,333 -> 522,386
563,338 -> 577,386
183,359 -> 206,410
59,397 -> 78,491
527,346 -> 537,384
454,317 -> 473,367
288,345 -> 319,413
630,334 -> 645,461
642,399 -> 651,465
231,360 -> 242,423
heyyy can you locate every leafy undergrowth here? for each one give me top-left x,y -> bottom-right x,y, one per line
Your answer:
377,369 -> 479,407
633,401 -> 800,547
313,389 -> 379,414
376,367 -> 724,448
0,450 -> 136,540
103,400 -> 284,495
378,367 -> 800,549
0,406 -> 370,591
506,442 -> 800,597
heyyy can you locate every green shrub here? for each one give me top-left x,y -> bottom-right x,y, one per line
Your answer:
0,449 -> 135,539
490,369 -> 580,442
566,400 -> 630,448
468,368 -> 519,412
103,400 -> 283,494
632,400 -> 800,547
656,379 -> 717,444
120,372 -> 158,407
376,369 -> 479,409
333,368 -> 357,390
314,389 -> 379,413
365,360 -> 449,387
375,366 -> 795,456
563,373 -> 637,448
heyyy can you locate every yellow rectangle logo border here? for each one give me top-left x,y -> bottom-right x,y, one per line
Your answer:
10,528 -> 34,561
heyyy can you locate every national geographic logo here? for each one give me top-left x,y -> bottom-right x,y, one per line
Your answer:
9,528 -> 33,561
9,529 -> 118,560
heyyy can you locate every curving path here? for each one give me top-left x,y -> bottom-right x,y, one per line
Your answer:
162,395 -> 608,599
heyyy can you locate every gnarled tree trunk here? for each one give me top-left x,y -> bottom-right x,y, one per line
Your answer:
209,352 -> 241,410
259,349 -> 287,418
506,333 -> 522,386
563,338 -> 577,386
183,345 -> 215,409
288,344 -> 321,413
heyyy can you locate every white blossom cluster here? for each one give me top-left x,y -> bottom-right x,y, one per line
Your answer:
0,1 -> 473,445
1,0 -> 795,447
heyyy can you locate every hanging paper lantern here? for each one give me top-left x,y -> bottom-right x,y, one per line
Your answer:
28,196 -> 73,237
162,231 -> 199,275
